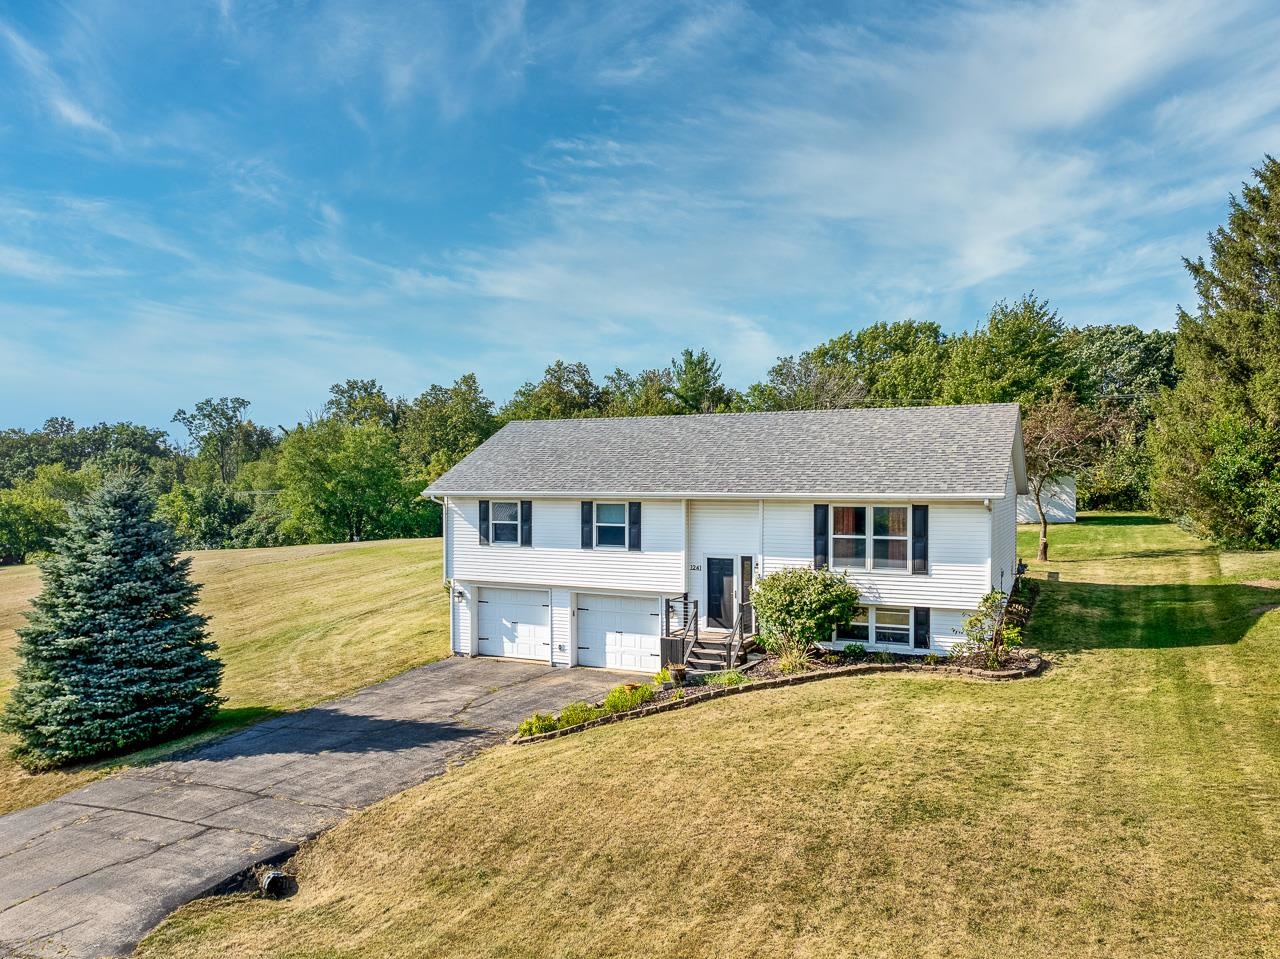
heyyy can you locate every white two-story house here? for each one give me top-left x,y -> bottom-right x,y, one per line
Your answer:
424,403 -> 1026,673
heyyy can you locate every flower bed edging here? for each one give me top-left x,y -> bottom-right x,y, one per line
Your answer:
511,655 -> 1044,745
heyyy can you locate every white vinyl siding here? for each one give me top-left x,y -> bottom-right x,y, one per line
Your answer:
550,588 -> 573,667
450,582 -> 474,655
1017,475 -> 1077,524
449,497 -> 683,593
685,501 -> 761,620
929,609 -> 969,654
761,500 -> 992,610
990,468 -> 1018,594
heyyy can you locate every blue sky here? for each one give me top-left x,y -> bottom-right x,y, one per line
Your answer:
1,0 -> 1278,433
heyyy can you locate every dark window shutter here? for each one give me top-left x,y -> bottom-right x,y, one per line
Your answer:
627,502 -> 642,551
813,504 -> 829,570
478,500 -> 490,546
520,500 -> 532,547
581,501 -> 593,549
911,505 -> 929,574
913,608 -> 931,649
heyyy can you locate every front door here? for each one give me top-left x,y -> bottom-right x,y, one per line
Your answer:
706,557 -> 735,628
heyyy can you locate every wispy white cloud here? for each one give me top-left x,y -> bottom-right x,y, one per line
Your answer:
0,19 -> 114,139
2,0 -> 1279,430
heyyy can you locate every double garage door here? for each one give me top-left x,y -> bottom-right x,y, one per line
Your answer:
476,588 -> 551,662
576,593 -> 662,672
475,588 -> 661,670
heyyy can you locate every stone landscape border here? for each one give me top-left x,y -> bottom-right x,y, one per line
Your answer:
512,655 -> 1045,744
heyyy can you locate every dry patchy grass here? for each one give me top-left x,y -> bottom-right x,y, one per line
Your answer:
138,516 -> 1280,959
0,538 -> 447,813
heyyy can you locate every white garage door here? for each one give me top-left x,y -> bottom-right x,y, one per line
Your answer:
476,588 -> 551,662
576,594 -> 662,671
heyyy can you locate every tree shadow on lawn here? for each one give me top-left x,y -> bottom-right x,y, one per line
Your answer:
1031,579 -> 1280,653
1075,514 -> 1168,527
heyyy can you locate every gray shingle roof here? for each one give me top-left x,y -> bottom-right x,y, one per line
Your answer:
425,403 -> 1024,499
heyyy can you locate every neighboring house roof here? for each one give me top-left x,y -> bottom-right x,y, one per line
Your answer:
425,403 -> 1027,500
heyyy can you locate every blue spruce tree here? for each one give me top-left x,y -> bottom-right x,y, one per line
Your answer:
1,472 -> 223,769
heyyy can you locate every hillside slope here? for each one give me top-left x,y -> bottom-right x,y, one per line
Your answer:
0,538 -> 447,813
136,517 -> 1280,959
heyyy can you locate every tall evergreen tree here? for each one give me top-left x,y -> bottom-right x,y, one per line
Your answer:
1,473 -> 222,769
1151,158 -> 1280,546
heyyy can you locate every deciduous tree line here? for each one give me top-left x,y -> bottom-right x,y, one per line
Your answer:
3,158 -> 1279,557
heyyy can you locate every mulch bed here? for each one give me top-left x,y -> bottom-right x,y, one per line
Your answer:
512,652 -> 1045,745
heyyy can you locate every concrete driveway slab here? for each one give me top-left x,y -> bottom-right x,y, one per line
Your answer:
0,657 -> 640,959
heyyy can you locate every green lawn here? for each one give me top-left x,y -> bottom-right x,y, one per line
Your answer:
0,538 -> 449,814
136,514 -> 1280,959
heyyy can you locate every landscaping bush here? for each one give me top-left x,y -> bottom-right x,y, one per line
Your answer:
950,588 -> 1021,669
751,567 -> 861,660
652,667 -> 672,687
602,683 -> 655,714
702,669 -> 747,687
517,712 -> 557,737
839,643 -> 867,662
556,701 -> 604,728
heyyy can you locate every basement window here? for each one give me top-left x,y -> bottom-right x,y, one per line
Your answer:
874,607 -> 911,644
836,606 -> 870,644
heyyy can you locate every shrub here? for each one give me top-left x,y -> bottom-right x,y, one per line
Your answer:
951,589 -> 1017,668
652,667 -> 672,687
870,651 -> 896,664
777,646 -> 814,674
518,712 -> 558,737
840,643 -> 866,662
602,683 -> 655,714
703,669 -> 747,687
751,566 -> 862,661
922,653 -> 943,666
556,701 -> 604,729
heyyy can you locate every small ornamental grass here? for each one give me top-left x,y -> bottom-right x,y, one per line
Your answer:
777,646 -> 815,675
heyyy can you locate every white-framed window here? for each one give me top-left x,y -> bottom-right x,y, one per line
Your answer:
490,501 -> 520,545
834,606 -> 913,647
872,506 -> 909,571
595,502 -> 626,547
832,506 -> 868,568
835,605 -> 869,643
873,606 -> 911,644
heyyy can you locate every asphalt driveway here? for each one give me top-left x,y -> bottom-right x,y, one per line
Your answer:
0,657 -> 637,959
